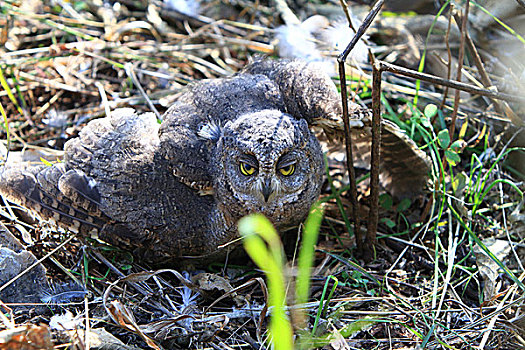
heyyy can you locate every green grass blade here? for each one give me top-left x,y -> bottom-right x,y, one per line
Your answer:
448,206 -> 525,291
311,275 -> 338,336
239,214 -> 293,350
0,101 -> 10,160
295,202 -> 324,308
0,66 -> 24,116
472,0 -> 525,44
413,0 -> 450,106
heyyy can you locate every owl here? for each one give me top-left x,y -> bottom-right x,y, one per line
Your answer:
0,59 -> 429,264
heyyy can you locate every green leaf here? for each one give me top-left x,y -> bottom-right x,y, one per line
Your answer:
0,101 -> 10,153
437,129 -> 450,149
451,172 -> 467,195
423,104 -> 438,119
420,116 -> 432,129
0,67 -> 24,116
303,319 -> 378,348
379,193 -> 393,210
450,140 -> 465,152
445,149 -> 461,166
380,218 -> 396,229
396,198 -> 412,213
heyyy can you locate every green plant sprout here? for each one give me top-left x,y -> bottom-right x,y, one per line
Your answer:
239,203 -> 324,349
239,203 -> 381,348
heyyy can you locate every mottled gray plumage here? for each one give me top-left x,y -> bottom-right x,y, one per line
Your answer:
0,59 -> 430,264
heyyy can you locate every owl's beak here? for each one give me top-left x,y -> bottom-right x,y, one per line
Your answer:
261,179 -> 273,202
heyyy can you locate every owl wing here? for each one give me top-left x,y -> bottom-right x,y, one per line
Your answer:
64,108 -> 179,231
0,162 -> 108,236
243,58 -> 431,197
158,74 -> 284,192
0,109 -> 178,250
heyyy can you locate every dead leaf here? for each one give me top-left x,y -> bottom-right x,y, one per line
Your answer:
67,328 -> 142,350
192,273 -> 234,294
106,300 -> 161,350
0,325 -> 53,350
473,238 -> 512,302
328,329 -> 351,350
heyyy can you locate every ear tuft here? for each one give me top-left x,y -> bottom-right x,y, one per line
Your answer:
197,119 -> 222,142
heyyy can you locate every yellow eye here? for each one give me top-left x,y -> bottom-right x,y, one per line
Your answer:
279,164 -> 295,176
239,162 -> 256,176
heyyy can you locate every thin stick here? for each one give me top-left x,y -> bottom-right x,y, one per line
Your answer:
337,0 -> 384,255
339,0 -> 377,66
338,0 -> 356,31
338,61 -> 361,251
449,0 -> 470,137
366,61 -> 382,259
125,63 -> 162,120
0,234 -> 76,293
339,0 -> 384,62
439,4 -> 453,112
379,61 -> 525,104
462,22 -> 504,115
274,0 -> 300,25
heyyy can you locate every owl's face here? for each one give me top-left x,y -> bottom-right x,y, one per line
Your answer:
211,110 -> 324,227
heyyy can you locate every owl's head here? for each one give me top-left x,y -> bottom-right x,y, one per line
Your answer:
204,110 -> 324,227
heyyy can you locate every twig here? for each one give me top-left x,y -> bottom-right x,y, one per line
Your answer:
273,0 -> 300,25
339,0 -> 377,65
0,234 -> 77,294
451,7 -> 504,116
91,250 -> 176,317
338,0 -> 384,256
432,2 -> 471,232
158,6 -> 247,36
379,61 -> 525,104
34,90 -> 64,118
337,61 -> 361,252
124,63 -> 162,120
366,60 -> 382,260
338,0 -> 355,31
439,3 -> 453,113
449,0 -> 470,138
478,271 -> 525,348
339,0 -> 384,62
95,81 -> 111,119
17,71 -> 96,95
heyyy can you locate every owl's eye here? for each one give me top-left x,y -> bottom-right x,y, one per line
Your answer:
279,163 -> 295,176
239,162 -> 256,176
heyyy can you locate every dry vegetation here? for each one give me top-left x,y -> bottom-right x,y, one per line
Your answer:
0,0 -> 524,349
